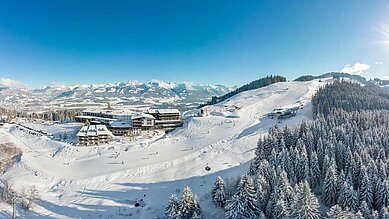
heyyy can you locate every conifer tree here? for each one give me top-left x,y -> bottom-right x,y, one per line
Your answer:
165,195 -> 179,219
224,194 -> 248,219
359,171 -> 373,209
272,190 -> 290,219
375,179 -> 389,211
211,176 -> 227,208
379,206 -> 389,219
309,151 -> 321,190
192,195 -> 202,219
238,175 -> 261,218
190,211 -> 201,219
290,181 -> 320,219
179,186 -> 195,219
266,170 -> 293,217
323,162 -> 338,207
326,205 -> 355,219
338,180 -> 359,212
359,201 -> 372,219
256,174 -> 270,212
226,175 -> 265,219
316,137 -> 324,169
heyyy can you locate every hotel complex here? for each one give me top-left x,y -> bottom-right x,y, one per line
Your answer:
76,125 -> 112,146
75,108 -> 183,145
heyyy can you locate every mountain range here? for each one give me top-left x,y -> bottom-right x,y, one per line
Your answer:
0,79 -> 236,110
1,72 -> 386,111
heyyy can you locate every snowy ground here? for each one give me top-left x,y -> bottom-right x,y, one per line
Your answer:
0,80 -> 326,218
15,122 -> 84,144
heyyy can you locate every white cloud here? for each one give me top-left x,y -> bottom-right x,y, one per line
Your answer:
50,81 -> 68,88
383,76 -> 389,80
375,61 -> 384,65
340,62 -> 371,75
0,78 -> 28,89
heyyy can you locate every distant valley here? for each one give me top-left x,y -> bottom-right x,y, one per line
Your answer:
0,80 -> 236,111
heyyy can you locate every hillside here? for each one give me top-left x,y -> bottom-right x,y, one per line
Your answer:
218,80 -> 389,218
294,72 -> 367,83
0,79 -> 326,218
199,75 -> 286,108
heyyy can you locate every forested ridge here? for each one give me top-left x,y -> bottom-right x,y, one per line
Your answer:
166,80 -> 389,219
294,72 -> 367,83
199,75 -> 286,108
313,81 -> 389,115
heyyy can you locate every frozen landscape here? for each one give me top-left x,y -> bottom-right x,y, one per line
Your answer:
2,2 -> 389,218
0,79 -> 325,218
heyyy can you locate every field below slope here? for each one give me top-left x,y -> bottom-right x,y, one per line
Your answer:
0,79 -> 326,219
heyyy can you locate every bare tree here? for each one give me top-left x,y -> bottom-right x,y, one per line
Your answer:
20,186 -> 40,210
1,180 -> 18,204
1,180 -> 40,211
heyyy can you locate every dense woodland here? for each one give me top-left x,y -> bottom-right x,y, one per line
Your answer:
166,80 -> 389,218
0,107 -> 16,120
199,75 -> 286,108
294,72 -> 367,83
0,107 -> 82,122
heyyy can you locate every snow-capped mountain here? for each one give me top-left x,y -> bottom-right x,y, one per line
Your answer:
48,80 -> 233,103
0,79 -> 235,110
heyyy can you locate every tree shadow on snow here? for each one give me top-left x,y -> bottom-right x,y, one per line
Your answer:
20,161 -> 251,218
76,161 -> 251,217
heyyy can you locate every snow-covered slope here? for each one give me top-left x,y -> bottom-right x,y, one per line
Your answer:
0,79 -> 326,218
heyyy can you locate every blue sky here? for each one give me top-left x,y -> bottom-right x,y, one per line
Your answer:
0,0 -> 388,87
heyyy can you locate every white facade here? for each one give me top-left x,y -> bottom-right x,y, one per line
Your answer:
77,125 -> 112,145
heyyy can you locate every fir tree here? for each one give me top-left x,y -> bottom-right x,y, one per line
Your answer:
179,186 -> 195,219
290,181 -> 321,219
338,180 -> 359,212
265,170 -> 293,218
379,206 -> 389,219
226,175 -> 265,219
165,195 -> 179,219
309,151 -> 321,190
211,176 -> 227,208
326,205 -> 353,219
272,190 -> 290,219
359,201 -> 372,219
359,171 -> 373,209
192,195 -> 202,219
237,175 -> 261,218
375,179 -> 389,211
224,194 -> 248,219
323,162 -> 338,207
190,211 -> 201,219
256,174 -> 270,212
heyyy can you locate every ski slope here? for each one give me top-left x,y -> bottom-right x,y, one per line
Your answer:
0,79 -> 326,218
